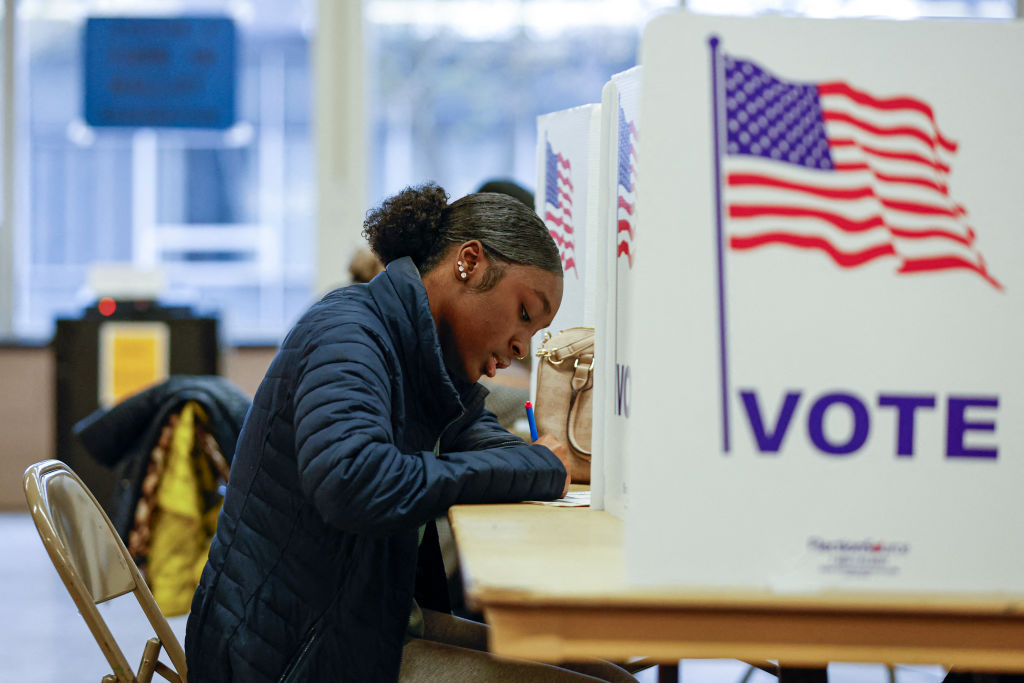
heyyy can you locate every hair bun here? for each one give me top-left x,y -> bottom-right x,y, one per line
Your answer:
362,183 -> 449,266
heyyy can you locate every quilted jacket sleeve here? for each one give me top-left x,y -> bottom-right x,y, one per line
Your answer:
446,407 -> 523,451
291,321 -> 565,537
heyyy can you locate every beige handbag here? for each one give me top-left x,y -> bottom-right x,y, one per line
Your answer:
534,326 -> 594,483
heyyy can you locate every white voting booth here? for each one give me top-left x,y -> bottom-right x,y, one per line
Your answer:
595,67 -> 642,518
533,71 -> 641,515
533,104 -> 605,499
621,11 -> 1024,593
536,10 -> 1024,595
535,105 -> 602,332
532,105 -> 602,367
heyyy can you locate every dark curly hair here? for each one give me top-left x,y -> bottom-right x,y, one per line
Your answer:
362,183 -> 561,291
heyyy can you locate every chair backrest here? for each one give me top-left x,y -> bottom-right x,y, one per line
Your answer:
24,459 -> 188,683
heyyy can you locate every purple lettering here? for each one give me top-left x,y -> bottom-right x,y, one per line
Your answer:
878,394 -> 936,457
808,393 -> 869,455
740,390 -> 800,453
946,396 -> 998,459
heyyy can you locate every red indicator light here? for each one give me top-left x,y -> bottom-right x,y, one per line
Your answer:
98,297 -> 117,317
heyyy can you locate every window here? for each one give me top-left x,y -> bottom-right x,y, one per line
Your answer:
16,0 -> 315,343
9,0 -> 1013,343
364,0 -> 1014,210
366,0 -> 678,205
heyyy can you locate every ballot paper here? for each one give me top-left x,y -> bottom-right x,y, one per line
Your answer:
525,490 -> 591,507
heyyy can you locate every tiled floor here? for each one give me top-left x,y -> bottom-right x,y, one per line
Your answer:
0,511 -> 947,683
0,512 -> 189,683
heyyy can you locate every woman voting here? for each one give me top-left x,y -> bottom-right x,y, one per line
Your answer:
184,185 -> 636,682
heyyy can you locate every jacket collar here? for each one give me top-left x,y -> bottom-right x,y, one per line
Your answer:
368,257 -> 487,424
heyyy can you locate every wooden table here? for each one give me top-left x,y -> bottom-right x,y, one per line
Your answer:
448,502 -> 1024,672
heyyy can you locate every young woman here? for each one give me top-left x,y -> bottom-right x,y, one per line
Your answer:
184,185 -> 634,682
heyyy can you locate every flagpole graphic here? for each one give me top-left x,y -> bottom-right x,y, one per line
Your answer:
710,35 -> 731,454
615,96 -> 638,384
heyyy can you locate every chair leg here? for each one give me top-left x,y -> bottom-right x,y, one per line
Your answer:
136,637 -> 162,683
657,663 -> 679,682
154,661 -> 183,683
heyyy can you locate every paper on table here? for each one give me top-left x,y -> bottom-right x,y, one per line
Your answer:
524,490 -> 591,507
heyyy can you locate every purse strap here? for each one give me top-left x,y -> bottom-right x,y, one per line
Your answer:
536,328 -> 594,366
565,354 -> 594,458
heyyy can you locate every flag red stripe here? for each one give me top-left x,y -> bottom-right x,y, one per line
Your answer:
861,143 -> 951,174
730,204 -> 882,233
826,148 -> 950,192
556,154 -> 571,170
873,170 -> 948,194
545,207 -> 574,232
548,229 -> 575,251
888,226 -> 973,246
729,173 -> 871,200
557,170 -> 574,193
729,173 -> 961,217
898,256 -> 1003,290
818,81 -> 958,152
617,196 -> 635,215
884,197 -> 964,218
617,219 -> 634,239
731,233 -> 896,267
852,142 -> 951,174
730,204 -> 973,245
544,213 -> 571,230
617,241 -> 633,266
830,137 -> 951,174
823,111 -> 945,154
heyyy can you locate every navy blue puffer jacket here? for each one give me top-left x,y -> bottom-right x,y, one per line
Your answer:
184,257 -> 566,682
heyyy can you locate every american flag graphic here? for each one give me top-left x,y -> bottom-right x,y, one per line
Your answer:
722,53 -> 1001,290
543,139 -> 578,277
617,102 -> 638,268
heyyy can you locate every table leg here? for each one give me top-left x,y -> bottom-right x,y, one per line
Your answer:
657,663 -> 679,682
778,666 -> 828,682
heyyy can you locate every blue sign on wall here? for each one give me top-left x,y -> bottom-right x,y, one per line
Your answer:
84,17 -> 237,129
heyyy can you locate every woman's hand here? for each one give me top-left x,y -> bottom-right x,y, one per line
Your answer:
533,433 -> 571,498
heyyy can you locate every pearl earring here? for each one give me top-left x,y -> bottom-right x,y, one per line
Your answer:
460,272 -> 467,279
458,260 -> 467,279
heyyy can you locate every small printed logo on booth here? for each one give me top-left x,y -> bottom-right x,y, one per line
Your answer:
808,537 -> 910,554
807,536 -> 910,577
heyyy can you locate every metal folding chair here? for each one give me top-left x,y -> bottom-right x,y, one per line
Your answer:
23,459 -> 187,683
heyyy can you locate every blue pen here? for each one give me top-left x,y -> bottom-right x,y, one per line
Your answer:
524,401 -> 539,441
